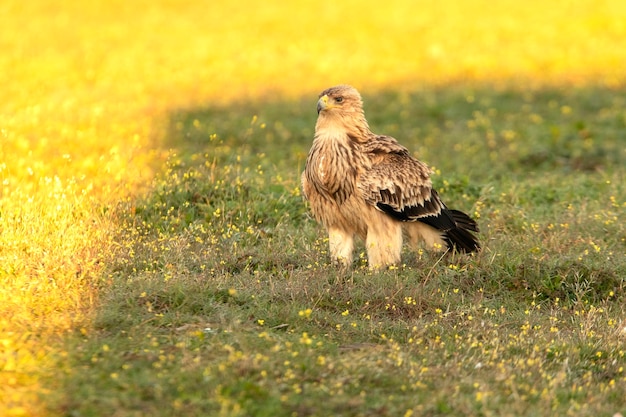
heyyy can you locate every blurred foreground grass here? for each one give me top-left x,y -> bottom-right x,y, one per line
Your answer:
1,0 -> 625,415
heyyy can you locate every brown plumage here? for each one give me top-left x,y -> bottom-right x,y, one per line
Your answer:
301,85 -> 480,269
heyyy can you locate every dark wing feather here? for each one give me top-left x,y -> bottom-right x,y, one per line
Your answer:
358,135 -> 480,253
358,136 -> 445,221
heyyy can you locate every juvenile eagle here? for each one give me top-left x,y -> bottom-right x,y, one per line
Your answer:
301,85 -> 480,269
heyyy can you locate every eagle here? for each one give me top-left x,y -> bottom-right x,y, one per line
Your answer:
301,85 -> 480,269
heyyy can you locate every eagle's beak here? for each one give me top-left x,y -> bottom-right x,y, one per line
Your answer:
317,94 -> 329,114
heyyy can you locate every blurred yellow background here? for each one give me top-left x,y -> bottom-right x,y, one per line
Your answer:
3,0 -> 625,186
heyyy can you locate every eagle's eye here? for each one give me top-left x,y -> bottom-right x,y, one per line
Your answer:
335,97 -> 343,103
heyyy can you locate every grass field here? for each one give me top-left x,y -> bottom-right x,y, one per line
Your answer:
1,0 -> 625,416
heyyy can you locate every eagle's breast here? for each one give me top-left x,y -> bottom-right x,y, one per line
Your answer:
305,133 -> 358,205
317,155 -> 327,181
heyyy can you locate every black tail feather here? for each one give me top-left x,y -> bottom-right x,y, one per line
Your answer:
386,201 -> 481,254
443,209 -> 480,253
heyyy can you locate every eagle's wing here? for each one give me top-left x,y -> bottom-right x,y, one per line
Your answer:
358,136 -> 457,230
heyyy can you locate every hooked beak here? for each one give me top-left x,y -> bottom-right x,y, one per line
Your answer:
317,94 -> 329,114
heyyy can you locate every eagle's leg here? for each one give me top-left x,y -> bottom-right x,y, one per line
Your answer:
365,217 -> 402,269
405,222 -> 447,252
328,226 -> 354,267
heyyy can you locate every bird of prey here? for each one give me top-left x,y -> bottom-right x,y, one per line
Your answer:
301,84 -> 480,269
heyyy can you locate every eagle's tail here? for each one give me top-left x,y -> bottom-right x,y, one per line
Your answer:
410,208 -> 480,254
441,209 -> 480,253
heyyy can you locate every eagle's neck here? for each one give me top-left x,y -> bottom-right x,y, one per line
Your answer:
313,125 -> 352,148
314,110 -> 372,142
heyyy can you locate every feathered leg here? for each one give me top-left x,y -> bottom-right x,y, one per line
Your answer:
366,216 -> 403,269
405,222 -> 447,252
328,226 -> 354,267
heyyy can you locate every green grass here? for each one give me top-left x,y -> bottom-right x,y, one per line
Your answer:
48,85 -> 626,416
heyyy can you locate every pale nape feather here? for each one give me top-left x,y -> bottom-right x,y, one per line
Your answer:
301,85 -> 480,269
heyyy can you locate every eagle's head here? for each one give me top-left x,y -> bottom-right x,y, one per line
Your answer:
317,85 -> 364,116
315,85 -> 370,138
